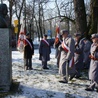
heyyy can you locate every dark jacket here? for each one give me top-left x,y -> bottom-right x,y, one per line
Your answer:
53,41 -> 61,58
74,38 -> 85,70
24,38 -> 34,59
39,39 -> 51,61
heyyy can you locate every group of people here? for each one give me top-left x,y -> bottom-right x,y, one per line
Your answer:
23,30 -> 98,92
23,33 -> 51,70
54,30 -> 98,92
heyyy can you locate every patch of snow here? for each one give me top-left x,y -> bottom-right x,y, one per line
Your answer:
5,48 -> 98,98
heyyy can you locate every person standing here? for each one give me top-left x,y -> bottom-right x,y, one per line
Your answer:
85,34 -> 98,92
24,33 -> 34,70
74,33 -> 85,78
39,34 -> 51,69
83,38 -> 91,69
59,30 -> 76,83
54,34 -> 62,68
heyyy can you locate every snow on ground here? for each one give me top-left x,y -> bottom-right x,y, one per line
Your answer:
5,48 -> 98,98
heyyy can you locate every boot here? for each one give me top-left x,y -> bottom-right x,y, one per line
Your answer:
85,87 -> 94,91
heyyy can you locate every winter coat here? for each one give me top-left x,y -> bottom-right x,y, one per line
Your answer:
59,35 -> 75,76
24,38 -> 34,59
53,41 -> 61,58
74,38 -> 85,70
89,43 -> 98,83
83,40 -> 91,65
39,39 -> 51,61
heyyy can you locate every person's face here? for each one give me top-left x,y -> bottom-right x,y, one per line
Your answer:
75,36 -> 80,42
26,35 -> 30,38
92,38 -> 97,43
44,36 -> 47,39
83,39 -> 86,44
62,33 -> 68,39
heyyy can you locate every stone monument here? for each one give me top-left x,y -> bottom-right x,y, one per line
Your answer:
0,4 -> 12,92
0,4 -> 8,28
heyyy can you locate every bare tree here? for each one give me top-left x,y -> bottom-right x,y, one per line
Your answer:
14,0 -> 25,33
37,0 -> 50,38
54,0 -> 75,32
8,0 -> 15,28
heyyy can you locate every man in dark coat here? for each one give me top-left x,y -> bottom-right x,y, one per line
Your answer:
85,34 -> 98,92
39,34 -> 51,69
24,33 -> 34,70
74,33 -> 85,78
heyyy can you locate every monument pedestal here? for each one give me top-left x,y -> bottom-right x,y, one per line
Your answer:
0,29 -> 12,92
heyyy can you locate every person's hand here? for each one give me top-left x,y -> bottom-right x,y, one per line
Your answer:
92,57 -> 98,60
58,45 -> 61,50
89,55 -> 96,60
89,55 -> 93,59
58,45 -> 63,50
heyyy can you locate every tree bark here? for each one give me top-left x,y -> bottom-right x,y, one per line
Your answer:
73,0 -> 87,36
88,0 -> 98,35
14,0 -> 25,35
38,2 -> 43,38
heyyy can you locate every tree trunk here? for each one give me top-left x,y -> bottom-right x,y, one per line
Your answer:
88,0 -> 98,35
9,0 -> 12,28
31,0 -> 35,39
35,16 -> 40,41
38,2 -> 43,38
73,0 -> 87,36
15,0 -> 25,34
